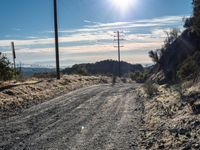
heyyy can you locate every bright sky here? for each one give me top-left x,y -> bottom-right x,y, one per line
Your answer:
0,0 -> 192,67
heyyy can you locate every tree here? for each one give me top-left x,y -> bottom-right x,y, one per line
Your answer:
149,50 -> 159,63
164,28 -> 180,48
184,0 -> 200,35
192,0 -> 200,34
0,52 -> 14,80
149,28 -> 180,65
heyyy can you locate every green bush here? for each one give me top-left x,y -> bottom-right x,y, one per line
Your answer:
32,72 -> 58,79
71,65 -> 88,76
112,75 -> 117,85
177,50 -> 200,80
0,53 -> 14,81
129,70 -> 150,83
143,80 -> 158,97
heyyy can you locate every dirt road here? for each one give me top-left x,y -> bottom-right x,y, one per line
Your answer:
0,83 -> 143,150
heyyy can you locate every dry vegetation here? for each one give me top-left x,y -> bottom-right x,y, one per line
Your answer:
138,81 -> 200,149
0,75 -> 111,118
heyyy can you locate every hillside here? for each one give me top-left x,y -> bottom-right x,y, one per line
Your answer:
62,60 -> 144,76
152,29 -> 200,82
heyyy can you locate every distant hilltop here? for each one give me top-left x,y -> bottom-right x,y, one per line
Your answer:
62,60 -> 144,76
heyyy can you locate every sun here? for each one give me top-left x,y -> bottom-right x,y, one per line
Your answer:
110,0 -> 135,13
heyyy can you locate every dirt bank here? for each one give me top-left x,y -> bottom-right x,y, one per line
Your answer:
0,75 -> 111,118
139,82 -> 200,149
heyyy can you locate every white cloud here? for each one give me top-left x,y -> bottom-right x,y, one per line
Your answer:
0,15 -> 186,65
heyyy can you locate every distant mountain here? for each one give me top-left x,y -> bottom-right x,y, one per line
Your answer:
62,60 -> 144,76
19,67 -> 55,76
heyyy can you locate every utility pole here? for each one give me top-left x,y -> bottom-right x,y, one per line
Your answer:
114,31 -> 124,77
11,42 -> 16,76
54,0 -> 60,79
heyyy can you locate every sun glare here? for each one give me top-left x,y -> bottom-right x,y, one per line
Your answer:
110,0 -> 135,13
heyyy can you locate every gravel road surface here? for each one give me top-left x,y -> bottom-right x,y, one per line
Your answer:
0,83 -> 143,150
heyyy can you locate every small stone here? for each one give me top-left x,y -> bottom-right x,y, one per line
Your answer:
158,144 -> 165,149
182,143 -> 192,150
15,137 -> 20,140
175,133 -> 179,138
193,134 -> 197,139
192,120 -> 200,128
186,133 -> 191,138
19,142 -> 24,147
169,128 -> 179,134
193,144 -> 200,149
179,128 -> 189,135
128,130 -> 133,134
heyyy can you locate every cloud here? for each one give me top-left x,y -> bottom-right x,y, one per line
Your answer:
0,15 -> 187,66
12,28 -> 21,31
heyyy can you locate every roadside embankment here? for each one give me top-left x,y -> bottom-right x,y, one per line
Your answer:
0,75 -> 111,118
138,81 -> 200,149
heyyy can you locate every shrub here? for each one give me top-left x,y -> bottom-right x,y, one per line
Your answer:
32,72 -> 58,78
112,75 -> 117,85
143,80 -> 158,97
129,70 -> 150,83
121,78 -> 127,83
71,65 -> 88,76
177,50 -> 200,80
0,52 -> 14,81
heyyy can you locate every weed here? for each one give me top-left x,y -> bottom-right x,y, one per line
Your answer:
112,75 -> 117,85
143,80 -> 158,97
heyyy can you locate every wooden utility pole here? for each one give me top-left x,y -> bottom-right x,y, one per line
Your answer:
11,42 -> 16,75
117,31 -> 121,77
114,31 -> 124,77
54,0 -> 60,79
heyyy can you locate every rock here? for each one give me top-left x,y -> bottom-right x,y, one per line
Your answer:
193,134 -> 198,139
19,142 -> 24,147
4,90 -> 15,96
191,120 -> 200,128
129,143 -> 136,148
169,128 -> 179,134
158,144 -> 165,149
145,141 -> 153,149
193,143 -> 200,149
15,137 -> 20,140
128,130 -> 133,134
179,128 -> 190,135
186,133 -> 191,138
182,144 -> 192,150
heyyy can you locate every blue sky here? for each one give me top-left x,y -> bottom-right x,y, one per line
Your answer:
0,0 -> 192,67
